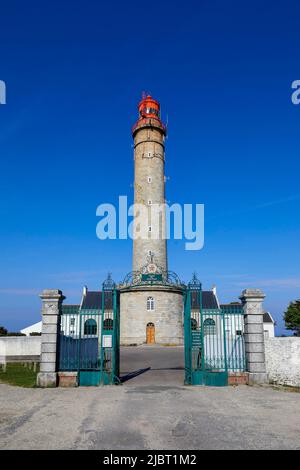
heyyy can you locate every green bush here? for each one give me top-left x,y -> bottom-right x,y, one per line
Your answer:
6,332 -> 26,336
0,326 -> 8,336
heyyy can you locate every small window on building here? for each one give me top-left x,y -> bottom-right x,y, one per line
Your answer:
104,318 -> 113,330
148,200 -> 152,205
147,176 -> 152,183
147,296 -> 155,311
148,152 -> 151,157
70,318 -> 75,326
236,330 -> 242,336
148,226 -> 152,232
191,318 -> 197,330
264,330 -> 269,339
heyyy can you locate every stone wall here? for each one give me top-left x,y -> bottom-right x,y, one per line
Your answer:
120,286 -> 184,345
0,336 -> 41,362
265,337 -> 300,387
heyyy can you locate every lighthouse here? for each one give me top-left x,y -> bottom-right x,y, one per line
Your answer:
120,94 -> 184,346
132,94 -> 167,272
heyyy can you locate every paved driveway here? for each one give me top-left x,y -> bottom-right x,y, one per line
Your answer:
0,346 -> 300,450
120,345 -> 185,386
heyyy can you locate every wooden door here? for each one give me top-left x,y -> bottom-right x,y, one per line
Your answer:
146,323 -> 155,344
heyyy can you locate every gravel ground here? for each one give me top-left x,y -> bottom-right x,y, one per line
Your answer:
0,346 -> 300,450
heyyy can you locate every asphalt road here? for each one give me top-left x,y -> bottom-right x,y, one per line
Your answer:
120,345 -> 185,386
0,346 -> 300,450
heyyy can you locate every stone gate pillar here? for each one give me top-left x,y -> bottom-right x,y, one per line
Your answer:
240,288 -> 268,384
36,289 -> 65,387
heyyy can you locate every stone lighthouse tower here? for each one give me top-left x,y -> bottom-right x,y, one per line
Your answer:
132,94 -> 167,272
120,94 -> 184,346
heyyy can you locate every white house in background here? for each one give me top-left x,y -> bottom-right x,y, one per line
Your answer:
263,312 -> 276,338
20,321 -> 42,336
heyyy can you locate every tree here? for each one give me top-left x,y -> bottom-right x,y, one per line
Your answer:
284,300 -> 300,335
0,326 -> 8,336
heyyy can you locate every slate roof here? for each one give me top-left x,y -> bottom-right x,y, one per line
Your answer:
263,312 -> 274,323
191,291 -> 219,310
220,302 -> 243,312
220,302 -> 242,307
81,289 -> 219,311
61,304 -> 80,314
81,291 -> 113,310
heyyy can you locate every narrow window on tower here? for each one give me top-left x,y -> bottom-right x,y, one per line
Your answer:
148,226 -> 152,232
147,297 -> 155,311
148,200 -> 152,206
147,176 -> 152,183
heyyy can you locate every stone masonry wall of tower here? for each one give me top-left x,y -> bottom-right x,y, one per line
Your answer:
132,125 -> 167,272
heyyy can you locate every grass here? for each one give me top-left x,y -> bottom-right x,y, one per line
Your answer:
0,363 -> 39,387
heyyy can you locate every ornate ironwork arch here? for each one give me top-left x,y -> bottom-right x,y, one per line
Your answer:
120,258 -> 184,288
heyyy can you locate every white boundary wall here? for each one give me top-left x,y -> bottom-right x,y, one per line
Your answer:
265,337 -> 300,387
0,336 -> 41,363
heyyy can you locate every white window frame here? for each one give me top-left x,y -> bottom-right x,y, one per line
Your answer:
147,296 -> 155,311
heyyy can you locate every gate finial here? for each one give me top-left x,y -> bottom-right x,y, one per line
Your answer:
188,272 -> 202,289
102,272 -> 116,290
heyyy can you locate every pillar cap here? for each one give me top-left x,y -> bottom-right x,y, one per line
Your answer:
39,289 -> 65,301
239,288 -> 265,301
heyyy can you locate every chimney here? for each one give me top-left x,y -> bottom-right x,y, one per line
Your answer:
212,284 -> 220,308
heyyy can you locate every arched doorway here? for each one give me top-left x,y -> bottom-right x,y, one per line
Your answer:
146,322 -> 155,344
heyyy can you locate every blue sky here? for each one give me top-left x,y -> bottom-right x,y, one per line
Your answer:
0,0 -> 299,334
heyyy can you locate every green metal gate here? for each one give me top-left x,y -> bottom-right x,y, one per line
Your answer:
58,286 -> 120,386
184,281 -> 245,386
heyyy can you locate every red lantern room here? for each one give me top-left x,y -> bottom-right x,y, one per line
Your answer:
132,93 -> 166,136
138,95 -> 160,120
